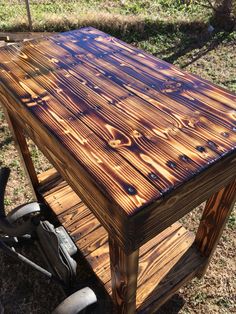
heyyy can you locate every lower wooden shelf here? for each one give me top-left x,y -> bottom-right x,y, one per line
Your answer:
38,168 -> 205,313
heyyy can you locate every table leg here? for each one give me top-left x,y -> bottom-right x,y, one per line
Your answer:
109,235 -> 139,314
195,178 -> 236,277
3,108 -> 39,200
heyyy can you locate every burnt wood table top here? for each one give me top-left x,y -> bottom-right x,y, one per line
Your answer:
1,27 -> 236,251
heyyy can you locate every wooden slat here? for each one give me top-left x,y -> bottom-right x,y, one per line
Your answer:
77,27 -> 236,104
56,29 -> 235,132
38,167 -> 62,193
6,41 -> 202,184
38,169 -> 204,313
137,247 -> 203,313
75,225 -> 107,256
50,28 -> 236,141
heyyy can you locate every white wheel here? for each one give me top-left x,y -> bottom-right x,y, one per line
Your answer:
52,287 -> 97,314
6,202 -> 41,224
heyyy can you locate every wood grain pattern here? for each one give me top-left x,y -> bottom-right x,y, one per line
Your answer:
38,169 -> 203,313
195,177 -> 236,277
109,236 -> 139,314
132,151 -> 236,250
1,89 -> 132,251
1,27 -> 236,256
1,27 -> 236,217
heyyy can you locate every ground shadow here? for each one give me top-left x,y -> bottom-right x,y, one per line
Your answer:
0,244 -> 64,313
0,136 -> 12,149
156,294 -> 185,314
173,31 -> 231,68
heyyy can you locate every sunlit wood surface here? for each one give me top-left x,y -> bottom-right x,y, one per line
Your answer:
1,27 -> 236,217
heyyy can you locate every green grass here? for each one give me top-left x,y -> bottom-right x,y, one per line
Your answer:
0,0 -> 212,40
0,0 -> 210,32
0,1 -> 235,94
0,0 -> 209,48
1,0 -> 235,94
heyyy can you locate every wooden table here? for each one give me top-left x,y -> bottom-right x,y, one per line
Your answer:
0,27 -> 236,313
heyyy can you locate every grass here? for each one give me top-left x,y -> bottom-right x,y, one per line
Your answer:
0,0 -> 211,31
0,1 -> 236,313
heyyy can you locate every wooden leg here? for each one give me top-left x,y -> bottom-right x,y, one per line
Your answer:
3,108 -> 39,199
195,178 -> 236,277
109,236 -> 139,314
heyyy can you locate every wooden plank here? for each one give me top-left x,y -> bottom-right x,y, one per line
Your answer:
45,185 -> 83,216
195,177 -> 236,277
0,51 -> 187,193
55,30 -> 235,134
37,169 -> 204,313
78,27 -> 236,104
38,167 -> 62,193
87,222 -> 194,291
136,247 -> 204,313
82,225 -> 202,313
75,225 -> 107,256
50,28 -> 236,136
1,41 -> 200,193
